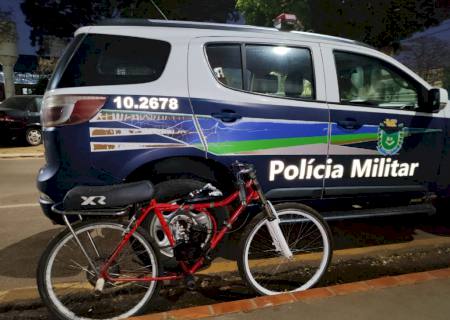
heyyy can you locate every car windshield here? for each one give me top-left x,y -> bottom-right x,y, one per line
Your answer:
0,97 -> 30,111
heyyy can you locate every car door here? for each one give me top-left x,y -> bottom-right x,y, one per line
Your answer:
27,97 -> 42,125
188,37 -> 330,199
321,45 -> 446,200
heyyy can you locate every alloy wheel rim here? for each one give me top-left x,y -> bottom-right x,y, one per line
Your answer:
27,129 -> 41,145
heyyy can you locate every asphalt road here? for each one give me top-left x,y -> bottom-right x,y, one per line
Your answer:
0,159 -> 61,291
0,158 -> 43,206
0,158 -> 449,305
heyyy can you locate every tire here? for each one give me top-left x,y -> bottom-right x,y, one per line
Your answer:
25,127 -> 42,146
37,221 -> 162,320
237,203 -> 332,295
143,179 -> 228,266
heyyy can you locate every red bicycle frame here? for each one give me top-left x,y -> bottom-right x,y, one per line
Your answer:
100,180 -> 260,283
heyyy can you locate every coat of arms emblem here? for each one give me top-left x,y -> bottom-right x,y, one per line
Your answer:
377,119 -> 405,156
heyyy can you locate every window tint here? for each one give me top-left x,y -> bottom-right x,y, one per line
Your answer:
57,34 -> 171,88
205,43 -> 315,100
245,45 -> 314,99
206,44 -> 243,90
1,97 -> 30,111
334,51 -> 419,110
28,98 -> 42,112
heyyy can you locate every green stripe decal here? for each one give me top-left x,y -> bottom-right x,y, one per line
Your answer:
207,136 -> 327,154
206,133 -> 379,155
331,133 -> 378,145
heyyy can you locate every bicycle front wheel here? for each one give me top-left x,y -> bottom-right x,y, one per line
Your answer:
37,221 -> 161,320
238,203 -> 332,295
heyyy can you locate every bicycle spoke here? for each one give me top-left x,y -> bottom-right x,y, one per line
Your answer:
243,209 -> 331,295
41,222 -> 159,320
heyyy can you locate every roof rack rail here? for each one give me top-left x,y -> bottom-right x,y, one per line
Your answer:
95,18 -> 372,49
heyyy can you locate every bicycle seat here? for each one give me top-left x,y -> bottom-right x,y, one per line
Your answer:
62,181 -> 154,210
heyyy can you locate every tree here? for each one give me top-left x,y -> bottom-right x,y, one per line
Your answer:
443,67 -> 450,93
398,36 -> 450,84
236,0 -> 309,28
236,0 -> 447,49
21,0 -> 238,49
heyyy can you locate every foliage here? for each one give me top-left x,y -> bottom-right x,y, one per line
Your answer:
236,0 -> 309,28
236,0 -> 447,49
398,36 -> 450,83
21,0 -> 237,48
443,67 -> 450,93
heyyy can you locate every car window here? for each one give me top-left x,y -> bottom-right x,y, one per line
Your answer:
245,45 -> 315,100
28,98 -> 42,112
35,97 -> 43,111
56,34 -> 171,88
206,44 -> 243,90
334,51 -> 419,110
1,97 -> 29,111
205,43 -> 315,100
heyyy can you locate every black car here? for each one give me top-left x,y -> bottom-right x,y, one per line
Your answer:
0,95 -> 43,146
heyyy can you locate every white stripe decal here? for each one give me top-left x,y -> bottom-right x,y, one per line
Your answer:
90,142 -> 188,152
89,127 -> 186,137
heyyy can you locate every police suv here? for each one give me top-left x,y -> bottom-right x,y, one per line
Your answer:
38,19 -> 449,233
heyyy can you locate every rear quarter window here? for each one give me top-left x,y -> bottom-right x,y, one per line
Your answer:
1,97 -> 30,111
54,34 -> 171,88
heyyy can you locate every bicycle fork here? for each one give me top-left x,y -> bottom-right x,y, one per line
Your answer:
264,201 -> 293,259
251,174 -> 293,260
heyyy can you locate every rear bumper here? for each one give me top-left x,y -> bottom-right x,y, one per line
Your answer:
36,127 -> 123,224
38,193 -> 59,224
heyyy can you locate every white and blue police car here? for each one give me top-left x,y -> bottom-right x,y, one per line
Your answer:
38,18 -> 449,237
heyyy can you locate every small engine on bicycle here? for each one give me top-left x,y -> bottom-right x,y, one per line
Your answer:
40,160 -> 333,320
172,214 -> 209,262
170,183 -> 223,263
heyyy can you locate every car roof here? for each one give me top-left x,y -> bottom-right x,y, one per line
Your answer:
93,18 -> 373,49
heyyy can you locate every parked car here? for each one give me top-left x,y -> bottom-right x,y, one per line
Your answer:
0,95 -> 43,146
38,19 -> 448,236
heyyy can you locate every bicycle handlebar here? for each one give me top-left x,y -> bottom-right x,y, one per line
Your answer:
231,161 -> 255,176
231,161 -> 257,204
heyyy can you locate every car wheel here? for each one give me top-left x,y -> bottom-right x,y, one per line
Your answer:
25,127 -> 42,146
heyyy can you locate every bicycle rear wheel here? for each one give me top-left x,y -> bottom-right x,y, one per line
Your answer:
238,203 -> 332,295
37,221 -> 161,320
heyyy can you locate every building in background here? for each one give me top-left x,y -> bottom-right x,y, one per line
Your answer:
0,29 -> 67,100
0,54 -> 40,99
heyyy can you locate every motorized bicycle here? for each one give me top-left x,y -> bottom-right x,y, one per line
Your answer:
37,162 -> 332,319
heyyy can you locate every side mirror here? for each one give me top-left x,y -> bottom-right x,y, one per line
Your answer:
428,88 -> 448,112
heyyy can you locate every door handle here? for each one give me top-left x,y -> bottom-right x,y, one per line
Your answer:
337,119 -> 362,130
211,110 -> 242,123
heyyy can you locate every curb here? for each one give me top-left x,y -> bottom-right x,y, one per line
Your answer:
0,153 -> 44,159
131,267 -> 450,320
1,236 -> 449,305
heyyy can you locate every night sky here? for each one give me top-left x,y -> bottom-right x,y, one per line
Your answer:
0,0 -> 449,56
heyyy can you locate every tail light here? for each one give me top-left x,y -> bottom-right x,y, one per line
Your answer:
0,111 -> 15,122
42,95 -> 106,127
